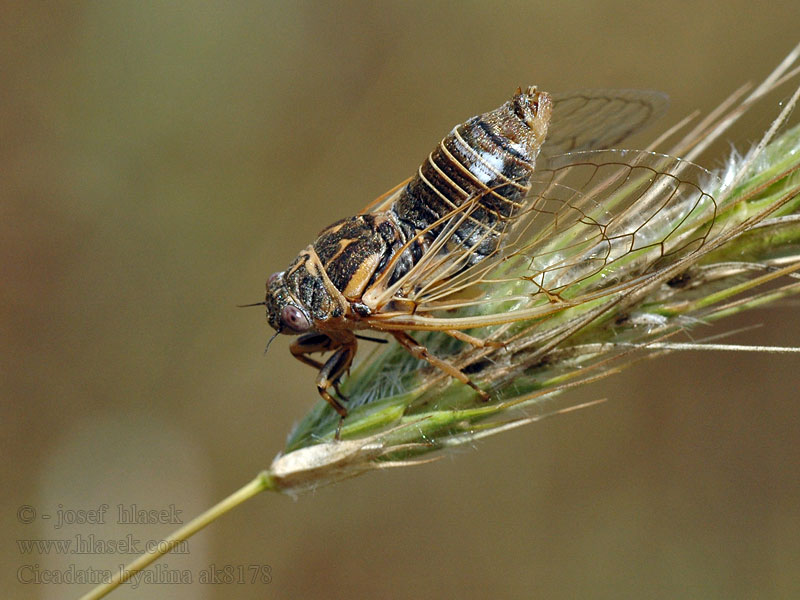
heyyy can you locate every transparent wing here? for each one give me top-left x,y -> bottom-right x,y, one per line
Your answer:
360,90 -> 667,216
540,90 -> 669,158
359,177 -> 412,214
368,149 -> 719,329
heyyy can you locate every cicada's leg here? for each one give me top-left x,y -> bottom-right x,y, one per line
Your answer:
316,344 -> 356,414
290,333 -> 337,370
391,331 -> 490,400
290,334 -> 356,439
444,329 -> 504,349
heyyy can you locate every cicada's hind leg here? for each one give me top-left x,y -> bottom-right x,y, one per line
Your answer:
444,329 -> 504,349
290,333 -> 356,439
390,331 -> 490,400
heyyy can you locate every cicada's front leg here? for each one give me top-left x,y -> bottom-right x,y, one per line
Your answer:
290,333 -> 336,370
290,333 -> 356,420
390,331 -> 490,400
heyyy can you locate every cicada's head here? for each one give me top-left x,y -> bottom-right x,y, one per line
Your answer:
265,271 -> 313,336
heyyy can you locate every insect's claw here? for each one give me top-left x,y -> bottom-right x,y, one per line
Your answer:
444,329 -> 503,349
543,289 -> 565,303
333,382 -> 349,402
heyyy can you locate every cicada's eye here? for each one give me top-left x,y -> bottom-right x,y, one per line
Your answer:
281,305 -> 311,333
267,272 -> 281,288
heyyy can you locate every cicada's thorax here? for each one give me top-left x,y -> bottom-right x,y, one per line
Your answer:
389,86 -> 552,270
280,213 -> 403,326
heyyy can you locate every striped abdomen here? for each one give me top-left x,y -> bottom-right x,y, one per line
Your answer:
390,87 -> 552,270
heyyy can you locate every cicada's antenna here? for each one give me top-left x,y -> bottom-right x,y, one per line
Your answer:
236,300 -> 280,354
264,330 -> 281,355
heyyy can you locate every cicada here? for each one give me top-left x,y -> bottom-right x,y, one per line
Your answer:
258,86 -> 717,427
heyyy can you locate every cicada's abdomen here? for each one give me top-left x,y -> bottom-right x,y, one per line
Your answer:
390,87 -> 552,273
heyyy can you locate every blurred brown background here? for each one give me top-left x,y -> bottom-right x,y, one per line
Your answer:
3,2 -> 800,598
